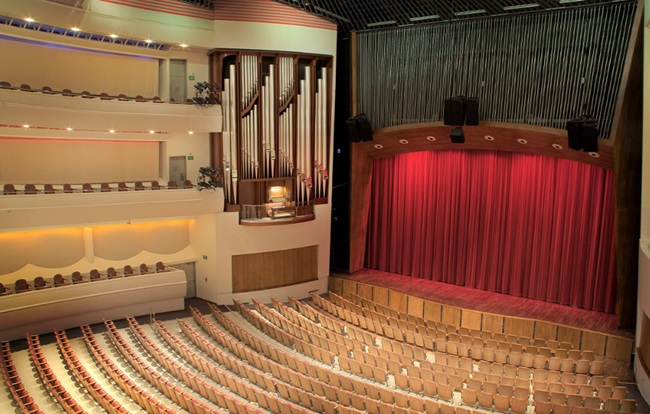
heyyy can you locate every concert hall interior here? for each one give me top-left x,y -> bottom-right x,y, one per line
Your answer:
0,0 -> 649,413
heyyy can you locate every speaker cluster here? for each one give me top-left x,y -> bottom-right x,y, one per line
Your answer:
566,116 -> 598,152
346,113 -> 373,143
444,96 -> 479,126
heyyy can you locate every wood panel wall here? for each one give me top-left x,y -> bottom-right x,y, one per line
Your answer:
611,1 -> 644,328
330,277 -> 634,362
231,245 -> 317,293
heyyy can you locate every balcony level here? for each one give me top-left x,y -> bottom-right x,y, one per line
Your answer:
0,185 -> 224,232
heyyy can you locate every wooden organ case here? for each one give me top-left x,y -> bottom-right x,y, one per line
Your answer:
209,50 -> 333,222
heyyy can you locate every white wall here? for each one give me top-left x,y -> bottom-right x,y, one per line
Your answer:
192,204 -> 331,305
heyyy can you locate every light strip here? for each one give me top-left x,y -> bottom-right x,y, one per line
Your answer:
409,15 -> 440,22
503,3 -> 539,11
367,20 -> 397,27
453,9 -> 486,16
559,0 -> 585,3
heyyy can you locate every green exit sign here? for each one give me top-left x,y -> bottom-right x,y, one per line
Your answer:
187,155 -> 194,160
189,75 -> 195,80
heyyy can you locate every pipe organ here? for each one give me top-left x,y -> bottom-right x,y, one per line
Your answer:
211,50 -> 333,211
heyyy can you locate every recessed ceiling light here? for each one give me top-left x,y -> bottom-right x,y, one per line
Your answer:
517,138 -> 528,144
23,124 -> 30,128
180,43 -> 189,48
71,27 -> 80,32
149,130 -> 155,134
188,131 -> 194,135
109,129 -> 115,134
109,34 -> 118,39
552,143 -> 563,150
374,144 -> 383,149
399,139 -> 409,145
484,135 -> 495,141
144,39 -> 153,43
426,136 -> 436,142
588,152 -> 600,158
24,17 -> 35,23
66,127 -> 73,131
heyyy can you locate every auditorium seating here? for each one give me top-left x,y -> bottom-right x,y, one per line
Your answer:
0,341 -> 43,413
1,263 -> 175,296
1,81 -> 191,104
0,181 -> 195,195
0,292 -> 639,414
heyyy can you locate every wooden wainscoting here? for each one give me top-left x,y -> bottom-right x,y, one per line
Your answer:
232,245 -> 318,293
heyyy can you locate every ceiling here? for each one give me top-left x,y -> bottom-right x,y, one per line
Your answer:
179,1 -> 624,36
272,0 -> 618,35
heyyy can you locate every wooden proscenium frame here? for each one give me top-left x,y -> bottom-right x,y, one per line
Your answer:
349,121 -> 615,274
208,49 -> 334,212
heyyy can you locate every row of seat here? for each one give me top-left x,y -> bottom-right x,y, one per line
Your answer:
2,180 -> 193,195
318,293 -> 601,376
105,319 -> 254,414
274,294 -> 616,410
54,329 -> 128,413
200,304 -> 440,414
274,296 -> 626,414
290,292 -> 618,406
0,341 -> 42,413
342,291 -> 586,359
81,324 -> 176,413
149,317 -> 337,413
1,262 -> 169,295
0,81 -> 194,104
26,333 -> 85,413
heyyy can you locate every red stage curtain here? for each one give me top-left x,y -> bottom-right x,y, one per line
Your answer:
365,150 -> 616,313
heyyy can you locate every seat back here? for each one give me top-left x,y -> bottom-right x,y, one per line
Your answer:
118,182 -> 128,191
63,184 -> 73,193
82,183 -> 94,193
124,265 -> 134,275
168,181 -> 177,189
183,180 -> 193,189
100,183 -> 111,192
34,276 -> 47,289
3,184 -> 17,195
24,184 -> 37,194
14,279 -> 29,293
44,184 -> 55,194
151,181 -> 161,190
134,181 -> 145,191
53,274 -> 65,286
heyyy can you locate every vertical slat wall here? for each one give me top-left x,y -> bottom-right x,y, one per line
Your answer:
356,2 -> 636,138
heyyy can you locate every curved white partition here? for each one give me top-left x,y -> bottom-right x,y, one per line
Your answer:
0,269 -> 186,341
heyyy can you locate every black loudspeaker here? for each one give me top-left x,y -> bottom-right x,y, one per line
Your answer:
464,98 -> 479,126
444,98 -> 465,126
346,117 -> 361,142
450,126 -> 464,143
356,113 -> 373,142
347,113 -> 373,142
566,119 -> 583,150
581,120 -> 599,152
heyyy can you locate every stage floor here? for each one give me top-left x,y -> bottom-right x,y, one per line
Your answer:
334,269 -> 633,339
